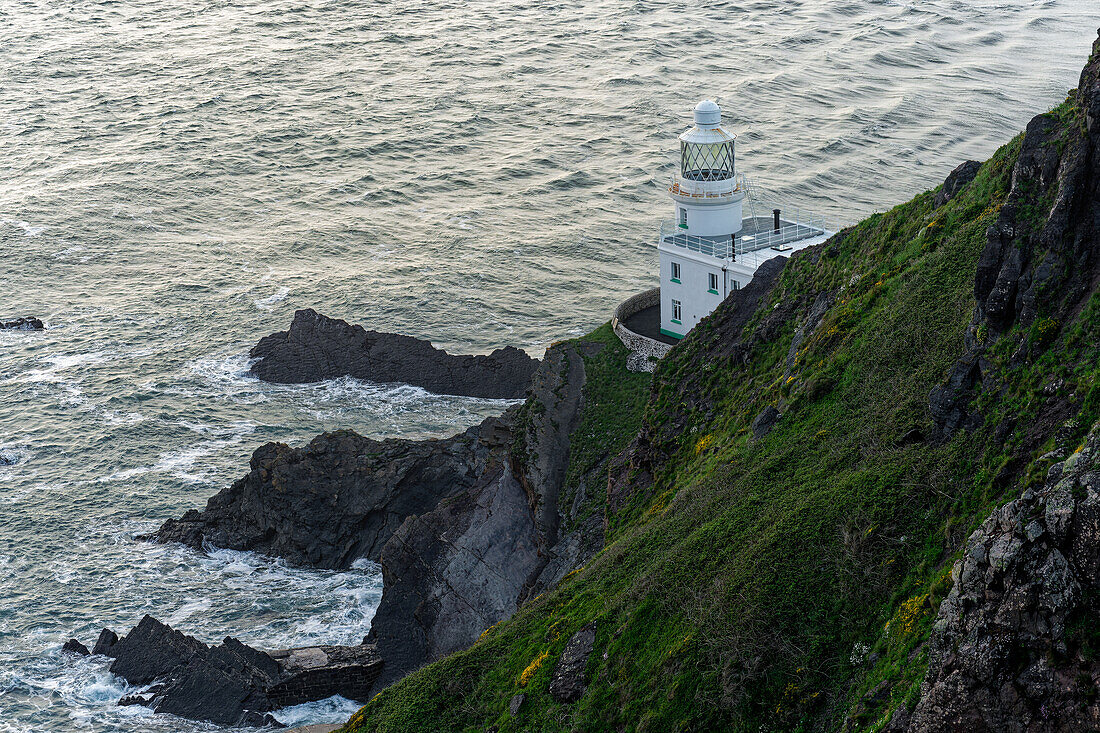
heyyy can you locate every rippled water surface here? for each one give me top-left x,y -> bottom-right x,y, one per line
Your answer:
1,0 -> 1098,730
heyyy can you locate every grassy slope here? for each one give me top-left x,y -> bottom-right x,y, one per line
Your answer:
342,100 -> 1100,732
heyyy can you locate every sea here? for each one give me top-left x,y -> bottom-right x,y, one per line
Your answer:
1,1 -> 1096,730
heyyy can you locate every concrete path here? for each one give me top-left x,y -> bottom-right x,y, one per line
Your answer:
287,725 -> 341,733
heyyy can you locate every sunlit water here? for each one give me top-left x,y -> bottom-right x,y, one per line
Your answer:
1,0 -> 1097,730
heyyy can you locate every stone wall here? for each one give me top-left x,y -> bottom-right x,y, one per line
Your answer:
612,288 -> 674,373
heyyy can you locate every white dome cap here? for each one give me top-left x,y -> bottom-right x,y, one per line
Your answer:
693,99 -> 722,128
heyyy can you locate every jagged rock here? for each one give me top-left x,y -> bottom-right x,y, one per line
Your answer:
62,639 -> 89,656
92,628 -> 119,656
751,406 -> 782,441
148,341 -> 604,698
933,160 -> 982,208
249,308 -> 538,399
368,465 -> 539,691
930,31 -> 1100,442
509,693 -> 525,717
907,422 -> 1100,731
549,622 -> 596,703
142,412 -> 517,569
0,317 -> 44,331
86,615 -> 382,727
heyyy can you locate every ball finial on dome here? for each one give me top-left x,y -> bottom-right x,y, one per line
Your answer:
693,99 -> 722,128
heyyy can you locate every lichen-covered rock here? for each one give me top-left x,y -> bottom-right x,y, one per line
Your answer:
250,308 -> 538,399
908,423 -> 1100,731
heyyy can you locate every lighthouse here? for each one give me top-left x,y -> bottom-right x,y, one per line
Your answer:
657,100 -> 833,340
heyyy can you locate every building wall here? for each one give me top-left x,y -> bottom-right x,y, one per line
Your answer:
673,198 -> 743,237
659,248 -> 727,338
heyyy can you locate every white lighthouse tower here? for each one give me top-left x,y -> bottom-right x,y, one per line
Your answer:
669,100 -> 745,238
657,100 -> 833,340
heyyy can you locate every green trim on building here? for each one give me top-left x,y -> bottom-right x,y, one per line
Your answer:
670,278 -> 681,284
660,328 -> 685,340
707,288 -> 719,295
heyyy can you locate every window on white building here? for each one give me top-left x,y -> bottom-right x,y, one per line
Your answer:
708,272 -> 719,293
679,208 -> 688,228
730,280 -> 740,291
671,299 -> 682,323
671,261 -> 681,282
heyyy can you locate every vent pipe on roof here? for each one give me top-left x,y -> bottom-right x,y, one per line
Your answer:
773,209 -> 781,232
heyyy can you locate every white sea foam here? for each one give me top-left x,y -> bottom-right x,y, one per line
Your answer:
1,218 -> 46,236
253,286 -> 290,310
271,694 -> 364,727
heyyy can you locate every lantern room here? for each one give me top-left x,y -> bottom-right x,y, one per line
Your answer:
668,100 -> 745,238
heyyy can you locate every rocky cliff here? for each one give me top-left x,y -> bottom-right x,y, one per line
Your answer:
145,335 -> 621,711
249,308 -> 538,399
143,414 -> 516,568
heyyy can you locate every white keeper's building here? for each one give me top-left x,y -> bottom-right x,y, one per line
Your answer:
658,100 -> 835,340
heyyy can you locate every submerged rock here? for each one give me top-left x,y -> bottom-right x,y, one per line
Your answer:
80,615 -> 382,728
249,308 -> 538,399
0,317 -> 44,331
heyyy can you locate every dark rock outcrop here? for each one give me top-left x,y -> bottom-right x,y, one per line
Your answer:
92,628 -> 119,656
367,341 -> 597,690
62,639 -> 89,656
368,464 -> 539,690
142,413 -> 516,569
148,340 -> 605,697
86,615 -> 382,727
907,422 -> 1100,731
549,622 -> 596,703
931,32 -> 1100,440
750,406 -> 782,441
249,308 -> 538,399
0,317 -> 44,331
933,160 -> 982,208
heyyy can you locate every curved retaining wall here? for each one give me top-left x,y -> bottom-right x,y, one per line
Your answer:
612,287 -> 674,373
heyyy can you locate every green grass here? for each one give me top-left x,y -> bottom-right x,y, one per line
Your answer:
341,101 -> 1100,732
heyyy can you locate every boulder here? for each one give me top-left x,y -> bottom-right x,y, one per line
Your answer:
549,622 -> 596,703
751,406 -> 782,441
92,628 -> 119,656
62,639 -> 89,656
933,160 -> 981,208
249,308 -> 538,399
0,317 -> 44,331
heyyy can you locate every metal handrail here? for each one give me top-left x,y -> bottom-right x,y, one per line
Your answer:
658,214 -> 836,268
